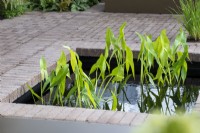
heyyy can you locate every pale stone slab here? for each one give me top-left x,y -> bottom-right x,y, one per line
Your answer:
14,104 -> 35,117
65,108 -> 85,121
76,109 -> 95,122
34,106 -> 57,119
119,112 -> 137,126
86,109 -> 105,123
44,107 -> 65,119
130,113 -> 148,126
96,111 -> 116,124
0,103 -> 15,115
3,104 -> 25,116
22,105 -> 45,118
54,107 -> 74,120
108,111 -> 126,124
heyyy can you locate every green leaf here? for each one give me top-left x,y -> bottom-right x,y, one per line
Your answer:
70,50 -> 78,72
119,22 -> 127,50
90,54 -> 107,79
111,91 -> 117,111
40,56 -> 48,81
27,85 -> 43,103
56,51 -> 66,74
125,46 -> 135,78
110,65 -> 124,82
181,61 -> 187,83
66,85 -> 77,100
84,81 -> 97,108
63,46 -> 77,72
56,51 -> 69,97
50,65 -> 69,87
136,32 -> 145,60
105,28 -> 112,58
155,67 -> 164,85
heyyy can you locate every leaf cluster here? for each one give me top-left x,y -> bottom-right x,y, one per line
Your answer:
174,0 -> 200,41
28,0 -> 99,12
70,0 -> 98,11
0,0 -> 27,18
137,29 -> 190,115
29,23 -> 135,111
28,0 -> 72,11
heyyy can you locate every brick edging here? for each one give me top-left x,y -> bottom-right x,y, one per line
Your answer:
0,103 -> 149,126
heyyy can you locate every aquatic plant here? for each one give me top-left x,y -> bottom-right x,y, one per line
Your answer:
29,23 -> 135,111
137,29 -> 190,114
89,22 -> 135,111
28,23 -> 196,115
29,51 -> 70,106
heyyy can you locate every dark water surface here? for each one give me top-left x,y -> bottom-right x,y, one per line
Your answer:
103,82 -> 200,115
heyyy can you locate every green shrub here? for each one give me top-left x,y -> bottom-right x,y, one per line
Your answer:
0,0 -> 27,18
70,0 -> 99,11
28,0 -> 99,12
176,0 -> 200,41
29,0 -> 71,11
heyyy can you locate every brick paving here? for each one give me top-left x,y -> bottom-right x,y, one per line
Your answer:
0,3 -> 200,126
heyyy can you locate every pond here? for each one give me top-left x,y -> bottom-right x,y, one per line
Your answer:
14,56 -> 200,116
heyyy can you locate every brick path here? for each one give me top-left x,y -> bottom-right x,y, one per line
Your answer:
0,3 -> 200,126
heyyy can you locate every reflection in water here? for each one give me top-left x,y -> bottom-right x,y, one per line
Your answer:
103,83 -> 200,115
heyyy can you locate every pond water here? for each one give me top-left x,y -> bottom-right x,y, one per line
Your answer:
14,78 -> 200,116
101,82 -> 200,115
14,57 -> 200,116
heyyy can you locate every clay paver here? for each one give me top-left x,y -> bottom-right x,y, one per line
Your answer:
108,111 -> 126,124
86,109 -> 106,123
3,104 -> 25,116
130,113 -> 148,126
119,112 -> 137,126
76,109 -> 95,122
22,105 -> 45,118
14,104 -> 35,117
34,105 -> 58,119
65,108 -> 85,121
44,107 -> 65,119
0,103 -> 15,115
96,110 -> 116,124
54,107 -> 74,120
